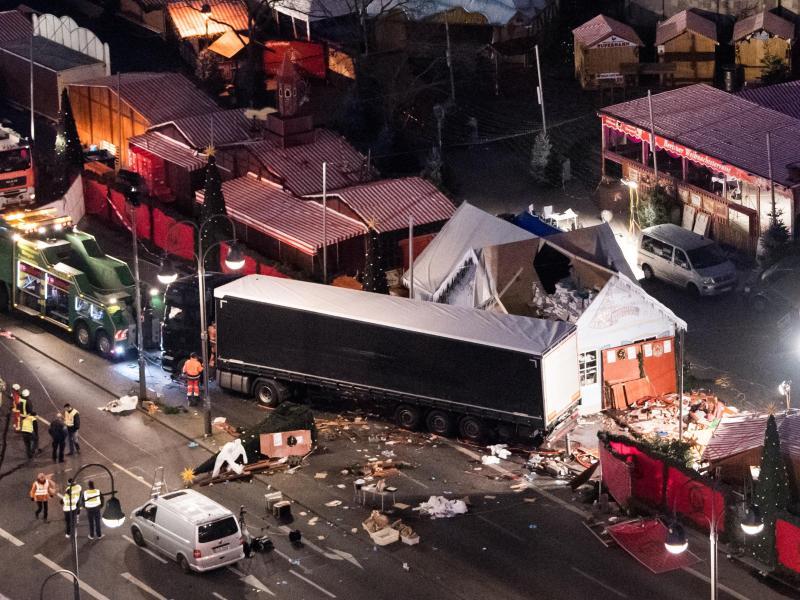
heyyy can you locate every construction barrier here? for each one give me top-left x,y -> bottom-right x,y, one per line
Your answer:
600,444 -> 633,508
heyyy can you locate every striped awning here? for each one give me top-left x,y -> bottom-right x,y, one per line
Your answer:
197,173 -> 367,255
129,132 -> 207,171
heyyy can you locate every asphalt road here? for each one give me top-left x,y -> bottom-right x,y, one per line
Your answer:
0,313 -> 792,600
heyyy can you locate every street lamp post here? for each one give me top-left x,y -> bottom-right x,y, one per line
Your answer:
157,215 -> 245,436
664,480 -> 763,600
65,463 -> 126,600
40,569 -> 79,600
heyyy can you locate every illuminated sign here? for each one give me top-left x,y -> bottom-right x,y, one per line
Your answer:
601,115 -> 756,184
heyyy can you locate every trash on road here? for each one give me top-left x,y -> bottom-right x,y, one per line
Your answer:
325,500 -> 343,507
486,444 -> 511,459
416,496 -> 468,519
100,395 -> 138,413
481,455 -> 500,465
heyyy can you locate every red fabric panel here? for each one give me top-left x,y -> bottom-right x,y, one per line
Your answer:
152,208 -> 173,252
607,519 -> 700,574
109,189 -> 129,229
259,263 -> 289,279
171,222 -> 195,261
602,345 -> 641,385
777,519 -> 800,573
610,441 -> 664,506
135,204 -> 151,241
642,337 -> 677,395
264,41 -> 326,79
666,467 -> 725,533
601,445 -> 633,508
83,179 -> 107,215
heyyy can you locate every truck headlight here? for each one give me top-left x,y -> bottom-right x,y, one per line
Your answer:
702,277 -> 715,285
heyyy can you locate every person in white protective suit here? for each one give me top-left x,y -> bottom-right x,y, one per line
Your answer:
212,438 -> 248,479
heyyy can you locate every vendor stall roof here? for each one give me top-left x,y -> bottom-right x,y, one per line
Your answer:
215,275 -> 575,357
0,10 -> 32,43
545,223 -> 636,282
655,9 -> 718,46
0,36 -> 102,71
703,411 -> 800,463
601,83 -> 800,188
572,14 -> 643,48
733,11 -> 794,42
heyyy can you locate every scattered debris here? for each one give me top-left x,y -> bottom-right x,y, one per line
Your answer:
481,455 -> 500,465
416,496 -> 468,519
486,444 -> 511,459
100,395 -> 138,413
325,500 -> 343,507
314,472 -> 328,479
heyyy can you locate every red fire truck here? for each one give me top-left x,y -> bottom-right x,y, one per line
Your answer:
0,122 -> 34,208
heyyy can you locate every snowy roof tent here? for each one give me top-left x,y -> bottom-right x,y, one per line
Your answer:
403,202 -> 535,300
544,223 -> 637,282
215,275 -> 575,357
366,0 -> 550,27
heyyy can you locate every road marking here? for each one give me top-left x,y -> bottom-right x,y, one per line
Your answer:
448,443 -> 590,518
241,574 -> 275,596
212,594 -> 230,600
326,547 -> 364,570
121,573 -> 168,600
290,569 -> 336,598
122,535 -> 168,563
112,462 -> 151,488
226,565 -> 245,577
0,527 -> 24,547
398,470 -> 430,489
274,548 -> 312,574
476,515 -> 526,542
571,567 -> 628,598
682,567 -> 752,600
34,554 -> 111,600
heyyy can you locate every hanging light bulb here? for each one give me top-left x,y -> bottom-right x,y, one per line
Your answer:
664,522 -> 688,555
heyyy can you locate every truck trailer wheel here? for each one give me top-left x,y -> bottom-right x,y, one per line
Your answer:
394,405 -> 421,430
95,330 -> 113,358
458,416 -> 486,442
425,410 -> 454,436
253,379 -> 285,407
74,321 -> 92,350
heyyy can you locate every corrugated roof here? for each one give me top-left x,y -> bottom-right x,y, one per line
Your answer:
197,173 -> 367,254
129,131 -> 207,171
733,11 -> 794,42
656,9 -> 717,45
167,0 -> 249,38
364,0 -> 550,26
600,83 -> 800,188
0,36 -> 101,71
572,14 -> 643,48
273,0 -> 354,22
736,80 -> 800,120
0,10 -> 32,43
207,29 -> 248,59
69,72 -> 219,125
244,129 -> 369,196
152,109 -> 257,150
703,412 -> 800,462
215,275 -> 576,357
314,177 -> 455,233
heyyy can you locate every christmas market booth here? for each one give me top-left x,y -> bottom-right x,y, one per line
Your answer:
572,14 -> 643,90
733,11 -> 794,84
600,83 -> 800,256
655,9 -> 717,84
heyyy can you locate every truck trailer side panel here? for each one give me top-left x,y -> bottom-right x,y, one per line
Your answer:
541,333 -> 581,428
217,296 -> 545,421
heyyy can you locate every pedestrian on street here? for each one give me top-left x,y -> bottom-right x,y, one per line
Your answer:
83,481 -> 103,540
62,478 -> 81,538
20,411 -> 38,459
29,472 -> 55,521
208,322 -> 217,381
14,388 -> 31,433
63,403 -> 80,455
9,383 -> 20,431
182,353 -> 203,406
49,413 -> 67,463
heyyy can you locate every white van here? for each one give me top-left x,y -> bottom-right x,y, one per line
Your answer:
130,489 -> 244,573
638,224 -> 737,296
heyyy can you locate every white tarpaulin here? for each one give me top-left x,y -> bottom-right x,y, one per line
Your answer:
215,274 -> 574,357
417,496 -> 468,518
403,202 -> 535,301
367,0 -> 550,26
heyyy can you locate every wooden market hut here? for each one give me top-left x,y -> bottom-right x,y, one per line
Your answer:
733,11 -> 794,83
572,14 -> 643,90
656,9 -> 718,83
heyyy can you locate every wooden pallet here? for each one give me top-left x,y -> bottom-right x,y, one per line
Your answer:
192,459 -> 289,487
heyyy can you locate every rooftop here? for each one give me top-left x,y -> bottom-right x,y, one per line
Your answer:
736,80 -> 800,120
733,10 -> 794,42
69,72 -> 219,125
167,0 -> 249,38
600,83 -> 800,188
128,132 -> 207,172
655,9 -> 717,46
0,36 -> 101,71
0,10 -> 32,44
152,109 -> 258,149
157,490 -> 232,525
572,14 -> 643,48
703,411 -> 800,463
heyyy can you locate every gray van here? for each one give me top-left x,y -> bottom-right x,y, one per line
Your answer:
638,224 -> 737,296
130,489 -> 244,573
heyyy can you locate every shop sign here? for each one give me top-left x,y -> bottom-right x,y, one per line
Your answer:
601,115 -> 756,184
596,36 -> 636,48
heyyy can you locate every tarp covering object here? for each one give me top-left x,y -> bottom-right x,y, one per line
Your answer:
607,519 -> 700,573
600,444 -> 633,508
215,274 -> 576,357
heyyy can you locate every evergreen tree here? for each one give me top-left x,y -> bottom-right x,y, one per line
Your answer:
362,225 -> 388,294
530,131 -> 552,184
421,145 -> 444,189
54,88 -> 83,193
761,53 -> 789,85
200,152 -> 229,271
760,208 -> 791,267
751,414 -> 791,566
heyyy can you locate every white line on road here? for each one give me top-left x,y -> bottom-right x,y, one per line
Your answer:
398,470 -> 430,489
290,569 -> 337,598
226,565 -> 245,577
212,594 -> 230,600
682,567 -> 752,600
112,462 -> 151,488
571,567 -> 628,598
0,527 -> 24,547
241,574 -> 276,596
274,548 -> 312,574
476,515 -> 526,542
34,554 -> 111,600
121,572 -> 169,600
123,534 -> 168,563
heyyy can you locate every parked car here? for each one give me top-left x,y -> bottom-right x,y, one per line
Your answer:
130,489 -> 244,573
638,224 -> 737,296
743,255 -> 800,314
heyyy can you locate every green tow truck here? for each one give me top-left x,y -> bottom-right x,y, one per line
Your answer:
0,208 -> 137,357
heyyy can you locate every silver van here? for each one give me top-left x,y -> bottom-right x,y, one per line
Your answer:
638,224 -> 737,296
130,489 -> 244,573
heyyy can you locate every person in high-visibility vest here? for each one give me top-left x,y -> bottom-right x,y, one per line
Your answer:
29,472 -> 55,522
182,353 -> 203,406
83,480 -> 104,540
20,411 -> 38,459
63,404 -> 80,455
62,478 -> 81,538
9,384 -> 20,431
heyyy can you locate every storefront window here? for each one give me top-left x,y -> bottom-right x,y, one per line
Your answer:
579,351 -> 598,386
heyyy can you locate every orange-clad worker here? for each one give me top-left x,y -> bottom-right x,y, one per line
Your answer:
182,353 -> 203,406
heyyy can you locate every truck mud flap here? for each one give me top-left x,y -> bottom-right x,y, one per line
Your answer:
218,370 -> 250,394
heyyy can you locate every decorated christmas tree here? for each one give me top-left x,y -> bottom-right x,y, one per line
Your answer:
530,131 -> 552,184
54,88 -> 83,192
362,224 -> 388,294
751,414 -> 791,566
199,151 -> 230,271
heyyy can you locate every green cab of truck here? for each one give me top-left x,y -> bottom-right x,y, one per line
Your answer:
0,210 -> 136,358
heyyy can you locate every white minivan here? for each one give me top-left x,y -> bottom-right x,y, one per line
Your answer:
638,224 -> 737,296
130,489 -> 245,573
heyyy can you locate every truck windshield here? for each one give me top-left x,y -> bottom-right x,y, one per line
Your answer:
198,516 -> 238,543
687,244 -> 727,269
0,147 -> 30,173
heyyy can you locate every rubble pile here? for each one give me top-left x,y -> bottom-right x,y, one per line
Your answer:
532,278 -> 598,323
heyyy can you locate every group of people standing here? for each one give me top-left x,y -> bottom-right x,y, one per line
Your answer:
28,473 -> 104,539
